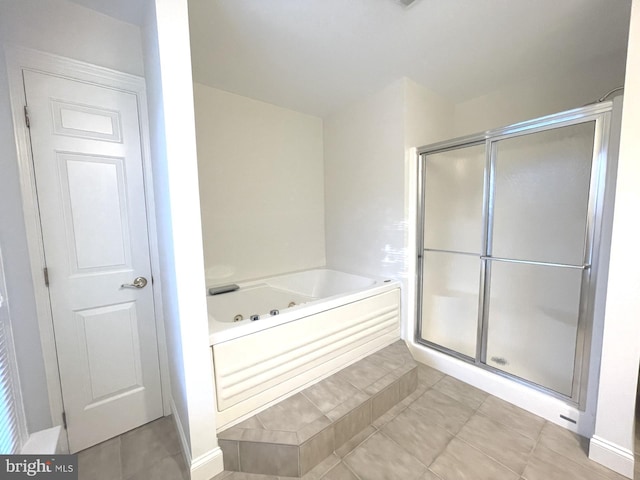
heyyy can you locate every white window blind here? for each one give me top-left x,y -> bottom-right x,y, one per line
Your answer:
0,247 -> 25,454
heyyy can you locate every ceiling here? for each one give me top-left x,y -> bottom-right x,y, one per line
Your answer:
70,0 -> 632,118
188,0 -> 631,117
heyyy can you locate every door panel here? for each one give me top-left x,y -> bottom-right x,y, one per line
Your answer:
51,99 -> 123,142
23,70 -> 162,452
491,122 -> 595,265
62,154 -> 130,270
485,261 -> 583,396
420,251 -> 480,358
420,144 -> 485,359
76,302 -> 143,403
423,144 -> 485,254
485,123 -> 595,395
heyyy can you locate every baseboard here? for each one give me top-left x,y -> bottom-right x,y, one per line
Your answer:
190,446 -> 224,480
589,435 -> 635,479
20,426 -> 63,454
170,398 -> 192,469
170,398 -> 224,480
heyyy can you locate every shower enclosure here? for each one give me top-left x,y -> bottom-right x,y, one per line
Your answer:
416,101 -> 618,406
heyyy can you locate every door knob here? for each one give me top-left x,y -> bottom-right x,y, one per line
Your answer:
121,276 -> 148,289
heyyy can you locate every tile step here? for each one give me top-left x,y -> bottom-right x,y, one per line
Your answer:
217,340 -> 418,477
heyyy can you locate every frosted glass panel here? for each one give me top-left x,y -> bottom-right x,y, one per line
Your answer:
423,145 -> 485,254
485,261 -> 583,396
492,122 -> 595,265
420,251 -> 480,357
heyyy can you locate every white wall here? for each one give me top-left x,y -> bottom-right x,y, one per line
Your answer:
194,84 -> 326,285
404,78 -> 454,148
453,50 -> 628,136
323,75 -> 453,289
324,78 -> 454,340
324,80 -> 405,281
141,1 -> 221,478
590,1 -> 640,477
0,0 -> 144,433
0,0 -> 144,76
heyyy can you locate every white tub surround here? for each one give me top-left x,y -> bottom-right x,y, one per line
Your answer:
207,269 -> 401,430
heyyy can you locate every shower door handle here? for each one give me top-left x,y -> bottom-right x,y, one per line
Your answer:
481,256 -> 591,270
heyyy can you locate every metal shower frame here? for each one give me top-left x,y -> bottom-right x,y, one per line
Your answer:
414,101 -> 616,408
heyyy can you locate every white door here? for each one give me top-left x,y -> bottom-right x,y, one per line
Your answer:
23,70 -> 163,453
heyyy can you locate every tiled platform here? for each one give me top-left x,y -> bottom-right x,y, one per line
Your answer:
217,340 -> 418,477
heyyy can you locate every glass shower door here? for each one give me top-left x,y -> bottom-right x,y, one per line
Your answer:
419,144 -> 485,358
484,122 -> 596,396
416,104 -> 614,405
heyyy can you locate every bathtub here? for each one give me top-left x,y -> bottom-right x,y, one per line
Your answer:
207,268 -> 401,430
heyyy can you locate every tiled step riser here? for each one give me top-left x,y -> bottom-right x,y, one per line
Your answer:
218,342 -> 418,477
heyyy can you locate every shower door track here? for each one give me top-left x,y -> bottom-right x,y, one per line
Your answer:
414,101 -> 616,409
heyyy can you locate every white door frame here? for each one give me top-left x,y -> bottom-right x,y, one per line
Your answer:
4,45 -> 172,452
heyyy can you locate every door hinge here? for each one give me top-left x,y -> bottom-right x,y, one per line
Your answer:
43,267 -> 49,287
62,411 -> 67,430
24,105 -> 30,129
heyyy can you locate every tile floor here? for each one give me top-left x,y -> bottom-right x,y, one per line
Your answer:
78,363 -> 640,480
77,415 -> 188,480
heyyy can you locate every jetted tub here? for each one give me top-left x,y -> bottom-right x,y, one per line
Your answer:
207,268 -> 401,430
